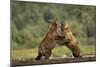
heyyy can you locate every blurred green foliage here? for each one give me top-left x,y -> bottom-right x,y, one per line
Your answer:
11,1 -> 96,49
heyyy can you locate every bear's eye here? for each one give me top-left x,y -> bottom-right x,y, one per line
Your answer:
61,27 -> 64,31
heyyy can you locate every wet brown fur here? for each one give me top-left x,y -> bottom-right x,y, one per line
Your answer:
35,20 -> 58,60
58,21 -> 81,58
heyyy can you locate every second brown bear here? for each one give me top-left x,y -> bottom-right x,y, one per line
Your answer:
59,21 -> 82,58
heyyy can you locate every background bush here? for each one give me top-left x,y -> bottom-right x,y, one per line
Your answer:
11,1 -> 96,49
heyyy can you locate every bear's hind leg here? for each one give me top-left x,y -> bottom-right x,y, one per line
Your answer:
35,53 -> 42,60
44,50 -> 52,60
72,48 -> 82,58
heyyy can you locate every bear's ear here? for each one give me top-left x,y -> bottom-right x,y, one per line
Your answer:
48,18 -> 57,23
61,20 -> 65,26
61,20 -> 64,24
48,19 -> 53,23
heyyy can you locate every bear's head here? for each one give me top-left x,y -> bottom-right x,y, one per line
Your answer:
48,19 -> 57,32
60,21 -> 69,33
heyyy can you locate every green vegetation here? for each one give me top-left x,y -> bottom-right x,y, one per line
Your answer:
12,45 -> 95,59
11,1 -> 96,59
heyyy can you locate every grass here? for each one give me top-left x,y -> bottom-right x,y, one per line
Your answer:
80,45 -> 96,55
12,45 -> 95,59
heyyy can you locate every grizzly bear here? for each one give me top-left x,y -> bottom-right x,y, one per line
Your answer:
35,20 -> 58,60
57,21 -> 82,58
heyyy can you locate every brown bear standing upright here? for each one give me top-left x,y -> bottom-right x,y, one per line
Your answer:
35,20 -> 58,60
59,21 -> 81,58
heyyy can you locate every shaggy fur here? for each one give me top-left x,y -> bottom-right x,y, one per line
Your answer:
36,20 -> 58,60
58,21 -> 81,58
